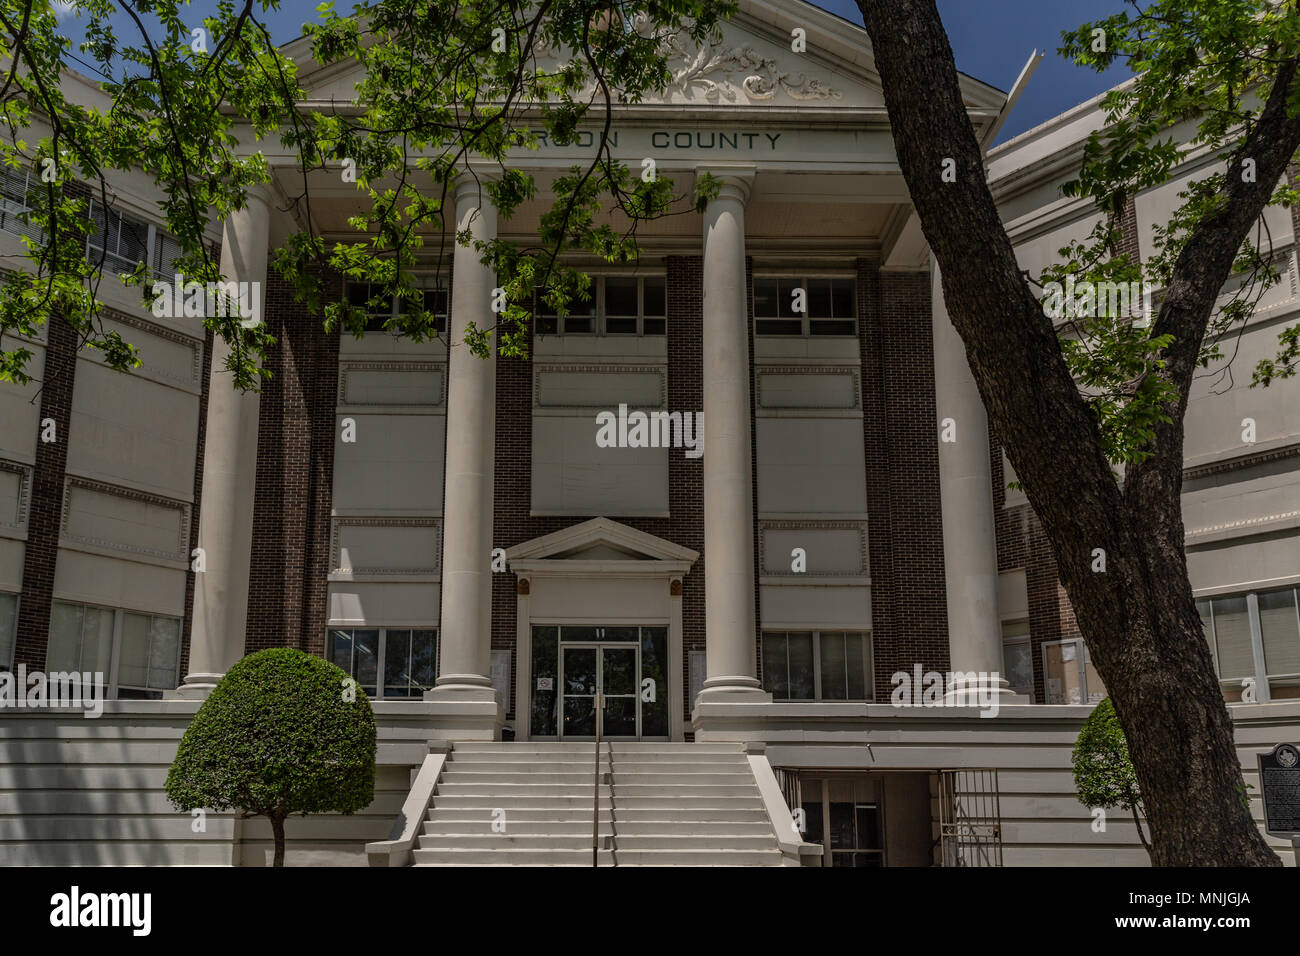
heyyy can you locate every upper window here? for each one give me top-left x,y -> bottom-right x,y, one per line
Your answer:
1001,620 -> 1033,698
1041,637 -> 1105,705
762,630 -> 872,701
86,199 -> 182,278
0,592 -> 17,672
345,279 -> 448,336
1199,586 -> 1300,703
754,277 -> 856,337
0,166 -> 41,241
46,601 -> 181,699
329,627 -> 437,698
537,275 -> 666,336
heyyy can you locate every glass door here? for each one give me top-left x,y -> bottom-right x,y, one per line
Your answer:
560,644 -> 640,739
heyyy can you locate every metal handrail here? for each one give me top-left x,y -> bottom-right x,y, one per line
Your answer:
592,691 -> 602,867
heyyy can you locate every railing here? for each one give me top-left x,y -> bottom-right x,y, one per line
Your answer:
592,691 -> 602,867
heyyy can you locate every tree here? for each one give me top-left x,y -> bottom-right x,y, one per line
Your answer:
854,0 -> 1294,864
1072,698 -> 1150,859
0,0 -> 730,390
165,648 -> 377,866
3,0 -> 1289,866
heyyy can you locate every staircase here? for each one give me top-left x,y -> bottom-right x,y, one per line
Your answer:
412,741 -> 787,866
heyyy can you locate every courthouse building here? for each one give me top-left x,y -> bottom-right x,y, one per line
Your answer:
1,0 -> 1297,865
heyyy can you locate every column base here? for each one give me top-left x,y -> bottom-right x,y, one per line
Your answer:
423,681 -> 504,741
696,675 -> 772,704
166,673 -> 225,700
942,672 -> 1023,706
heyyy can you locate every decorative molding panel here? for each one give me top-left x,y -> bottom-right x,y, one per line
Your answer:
60,476 -> 190,563
0,459 -> 31,531
759,519 -> 869,577
756,365 -> 861,410
338,361 -> 446,408
534,365 -> 666,409
663,29 -> 842,103
330,516 -> 442,575
101,311 -> 204,390
1183,441 -> 1300,482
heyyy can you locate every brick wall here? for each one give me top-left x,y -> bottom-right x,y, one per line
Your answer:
990,440 -> 1081,704
491,256 -> 706,726
12,312 -> 77,670
858,260 -> 950,699
244,268 -> 341,656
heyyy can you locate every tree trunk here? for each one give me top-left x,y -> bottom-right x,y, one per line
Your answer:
856,0 -> 1282,865
270,813 -> 287,867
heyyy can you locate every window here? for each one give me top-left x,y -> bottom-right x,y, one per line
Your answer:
799,776 -> 884,867
1199,587 -> 1300,703
754,276 -> 856,336
762,631 -> 871,701
329,627 -> 437,698
1041,638 -> 1105,705
0,165 -> 42,241
46,601 -> 181,699
86,199 -> 182,278
0,592 -> 17,671
1001,620 -> 1033,698
344,279 -> 448,336
117,613 -> 182,699
536,275 -> 666,336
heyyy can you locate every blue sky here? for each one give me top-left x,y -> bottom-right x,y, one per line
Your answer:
57,0 -> 1131,146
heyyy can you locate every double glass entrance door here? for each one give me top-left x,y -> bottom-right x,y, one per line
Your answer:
531,625 -> 669,740
561,644 -> 637,738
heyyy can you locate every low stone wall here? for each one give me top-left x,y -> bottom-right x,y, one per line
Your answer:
0,700 -> 438,866
696,698 -> 1300,866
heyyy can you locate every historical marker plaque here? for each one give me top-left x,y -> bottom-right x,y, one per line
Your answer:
1257,742 -> 1300,838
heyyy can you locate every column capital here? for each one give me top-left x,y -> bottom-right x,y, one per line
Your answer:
696,165 -> 756,207
452,167 -> 500,207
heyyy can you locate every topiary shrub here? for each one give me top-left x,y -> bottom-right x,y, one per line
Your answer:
165,648 -> 376,866
1072,696 -> 1150,859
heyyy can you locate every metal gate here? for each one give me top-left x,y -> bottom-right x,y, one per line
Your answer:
938,769 -> 1003,866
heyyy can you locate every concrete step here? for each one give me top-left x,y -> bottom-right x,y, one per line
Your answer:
417,833 -> 779,851
430,795 -> 765,810
448,751 -> 749,765
426,806 -> 771,824
438,769 -> 753,783
411,847 -> 781,866
450,742 -> 744,754
418,818 -> 776,836
436,782 -> 760,796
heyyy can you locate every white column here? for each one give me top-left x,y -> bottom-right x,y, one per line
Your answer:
428,174 -> 502,734
176,189 -> 270,696
697,169 -> 768,704
931,258 -> 1016,700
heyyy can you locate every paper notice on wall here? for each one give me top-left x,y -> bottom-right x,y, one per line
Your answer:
490,649 -> 511,704
1061,643 -> 1076,662
536,677 -> 553,692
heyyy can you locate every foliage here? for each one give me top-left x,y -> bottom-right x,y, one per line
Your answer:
1052,0 -> 1300,461
0,0 -> 733,390
165,647 -> 376,864
1072,697 -> 1142,812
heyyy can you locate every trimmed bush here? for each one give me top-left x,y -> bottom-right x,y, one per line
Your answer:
1072,697 -> 1150,858
166,648 -> 376,866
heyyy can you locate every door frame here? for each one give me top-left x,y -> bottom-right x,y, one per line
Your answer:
558,641 -> 642,740
505,518 -> 698,742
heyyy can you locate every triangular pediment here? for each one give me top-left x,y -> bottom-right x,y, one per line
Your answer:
288,0 -> 1004,117
506,517 -> 698,565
